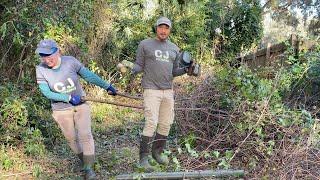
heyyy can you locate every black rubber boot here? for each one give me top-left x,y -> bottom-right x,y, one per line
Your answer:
139,135 -> 156,172
152,133 -> 169,165
78,152 -> 84,166
82,155 -> 96,180
73,152 -> 84,172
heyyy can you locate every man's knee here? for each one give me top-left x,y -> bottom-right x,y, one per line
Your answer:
78,132 -> 93,142
157,123 -> 171,136
143,120 -> 157,137
64,132 -> 76,142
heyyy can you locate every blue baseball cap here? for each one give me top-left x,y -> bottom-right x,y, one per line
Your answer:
35,39 -> 58,56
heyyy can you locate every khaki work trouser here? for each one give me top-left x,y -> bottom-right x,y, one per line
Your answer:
52,103 -> 95,156
142,89 -> 174,137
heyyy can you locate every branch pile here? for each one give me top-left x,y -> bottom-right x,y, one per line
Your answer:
174,76 -> 320,178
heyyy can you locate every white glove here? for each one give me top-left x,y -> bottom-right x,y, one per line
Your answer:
121,60 -> 134,69
117,63 -> 128,73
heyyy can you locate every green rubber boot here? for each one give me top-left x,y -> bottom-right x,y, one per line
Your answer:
82,155 -> 96,180
139,135 -> 156,172
152,133 -> 169,165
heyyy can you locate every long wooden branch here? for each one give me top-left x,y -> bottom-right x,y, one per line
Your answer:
116,92 -> 143,100
1,171 -> 32,177
83,96 -> 226,115
82,97 -> 144,109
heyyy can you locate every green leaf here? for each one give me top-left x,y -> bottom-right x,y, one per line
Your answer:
212,150 -> 220,158
0,23 -> 7,39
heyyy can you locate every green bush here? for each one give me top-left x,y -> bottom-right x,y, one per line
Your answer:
0,97 -> 28,143
0,145 -> 14,170
23,128 -> 46,157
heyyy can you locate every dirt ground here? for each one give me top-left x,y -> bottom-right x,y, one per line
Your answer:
38,120 -> 144,180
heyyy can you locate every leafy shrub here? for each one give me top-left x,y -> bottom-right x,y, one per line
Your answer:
23,128 -> 46,157
0,145 -> 14,170
0,97 -> 28,142
205,0 -> 263,61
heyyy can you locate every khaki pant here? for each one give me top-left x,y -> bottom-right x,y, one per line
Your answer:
142,89 -> 174,137
52,103 -> 94,156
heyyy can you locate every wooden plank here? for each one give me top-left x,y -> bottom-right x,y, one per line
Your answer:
235,42 -> 286,61
266,43 -> 271,60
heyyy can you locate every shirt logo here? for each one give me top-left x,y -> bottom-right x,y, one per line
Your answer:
54,78 -> 76,93
155,50 -> 169,62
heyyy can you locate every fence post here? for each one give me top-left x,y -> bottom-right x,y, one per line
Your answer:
266,42 -> 271,65
253,47 -> 257,67
290,34 -> 299,58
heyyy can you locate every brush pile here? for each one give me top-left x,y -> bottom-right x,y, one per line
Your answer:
174,75 -> 320,178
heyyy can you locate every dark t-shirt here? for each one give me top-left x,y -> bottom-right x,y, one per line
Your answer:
133,38 -> 185,89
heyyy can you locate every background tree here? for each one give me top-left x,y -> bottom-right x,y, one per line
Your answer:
205,0 -> 263,62
261,0 -> 320,36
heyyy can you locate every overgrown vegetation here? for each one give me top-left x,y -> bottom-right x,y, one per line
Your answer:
175,44 -> 320,178
0,0 -> 319,179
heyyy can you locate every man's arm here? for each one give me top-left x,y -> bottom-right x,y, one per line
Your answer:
78,67 -> 117,95
124,42 -> 146,92
38,83 -> 70,102
172,51 -> 187,77
132,42 -> 145,75
78,67 -> 111,89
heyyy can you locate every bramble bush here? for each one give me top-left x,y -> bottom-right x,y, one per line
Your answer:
174,43 -> 320,178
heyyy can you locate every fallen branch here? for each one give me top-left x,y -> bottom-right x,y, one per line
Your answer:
1,171 -> 32,177
116,169 -> 245,180
116,92 -> 143,100
82,97 -> 144,109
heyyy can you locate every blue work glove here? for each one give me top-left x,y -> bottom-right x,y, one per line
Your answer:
106,84 -> 117,96
69,95 -> 82,105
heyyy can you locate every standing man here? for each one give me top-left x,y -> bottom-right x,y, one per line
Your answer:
35,39 -> 117,179
130,17 -> 188,171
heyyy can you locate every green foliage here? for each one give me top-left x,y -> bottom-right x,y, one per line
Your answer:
0,0 -> 95,81
23,128 -> 46,157
32,164 -> 42,178
0,97 -> 28,130
216,66 -> 277,109
161,1 -> 212,64
217,150 -> 234,169
263,0 -> 320,36
0,145 -> 14,170
1,0 -> 318,177
0,96 -> 29,145
102,0 -> 151,74
185,143 -> 199,158
205,0 -> 263,61
171,45 -> 320,175
180,133 -> 196,148
305,45 -> 320,84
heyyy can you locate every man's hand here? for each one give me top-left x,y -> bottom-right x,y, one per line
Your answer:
69,95 -> 82,105
121,60 -> 134,69
117,60 -> 135,74
186,63 -> 201,77
117,63 -> 128,73
107,84 -> 117,96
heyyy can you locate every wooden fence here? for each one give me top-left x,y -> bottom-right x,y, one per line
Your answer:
234,34 -> 300,70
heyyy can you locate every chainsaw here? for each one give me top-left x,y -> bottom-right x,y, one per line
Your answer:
178,51 -> 201,77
